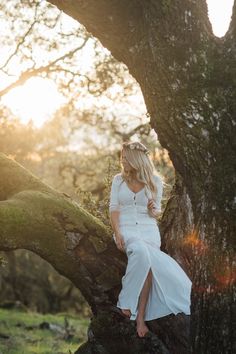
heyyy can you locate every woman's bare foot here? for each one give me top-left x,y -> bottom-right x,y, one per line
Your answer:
121,308 -> 131,318
136,316 -> 149,337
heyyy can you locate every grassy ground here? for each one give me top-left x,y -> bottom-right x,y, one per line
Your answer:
0,308 -> 90,354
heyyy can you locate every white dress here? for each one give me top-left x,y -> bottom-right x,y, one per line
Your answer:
109,173 -> 192,321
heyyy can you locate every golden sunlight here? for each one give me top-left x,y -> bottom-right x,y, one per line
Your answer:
3,77 -> 64,128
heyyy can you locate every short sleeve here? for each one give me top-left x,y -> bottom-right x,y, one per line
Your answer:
109,174 -> 121,213
154,175 -> 163,212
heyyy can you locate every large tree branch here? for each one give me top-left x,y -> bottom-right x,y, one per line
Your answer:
0,153 -> 128,311
48,1 -> 212,62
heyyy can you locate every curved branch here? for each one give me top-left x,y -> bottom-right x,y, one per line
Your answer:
48,1 -> 212,63
0,153 -> 126,310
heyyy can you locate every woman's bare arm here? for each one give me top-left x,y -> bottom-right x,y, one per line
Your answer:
110,210 -> 121,235
109,175 -> 125,251
110,210 -> 125,251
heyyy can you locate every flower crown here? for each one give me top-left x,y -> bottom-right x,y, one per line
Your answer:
123,142 -> 150,155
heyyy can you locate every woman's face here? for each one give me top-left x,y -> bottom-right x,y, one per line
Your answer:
121,150 -> 133,172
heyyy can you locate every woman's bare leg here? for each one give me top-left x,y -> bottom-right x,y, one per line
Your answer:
136,269 -> 152,337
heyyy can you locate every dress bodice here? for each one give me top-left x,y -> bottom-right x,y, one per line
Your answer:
109,173 -> 163,226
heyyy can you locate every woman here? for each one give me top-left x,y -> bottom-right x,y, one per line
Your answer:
109,141 -> 192,338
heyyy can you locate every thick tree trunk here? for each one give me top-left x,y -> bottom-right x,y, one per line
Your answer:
46,1 -> 236,353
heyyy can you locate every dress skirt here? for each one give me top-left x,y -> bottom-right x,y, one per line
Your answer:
114,223 -> 192,321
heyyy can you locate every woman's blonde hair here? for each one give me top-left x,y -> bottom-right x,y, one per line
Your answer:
120,141 -> 162,199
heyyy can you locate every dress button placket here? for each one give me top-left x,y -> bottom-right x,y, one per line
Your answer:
134,194 -> 138,225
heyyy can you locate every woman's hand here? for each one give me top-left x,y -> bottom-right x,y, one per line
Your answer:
114,232 -> 125,252
147,199 -> 159,217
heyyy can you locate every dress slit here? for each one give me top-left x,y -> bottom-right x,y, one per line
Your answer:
132,265 -> 152,320
117,238 -> 192,321
145,260 -> 177,319
130,243 -> 174,321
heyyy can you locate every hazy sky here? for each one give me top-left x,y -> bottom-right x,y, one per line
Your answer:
207,0 -> 234,37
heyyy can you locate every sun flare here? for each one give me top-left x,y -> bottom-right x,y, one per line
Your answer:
3,77 -> 64,128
